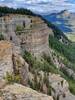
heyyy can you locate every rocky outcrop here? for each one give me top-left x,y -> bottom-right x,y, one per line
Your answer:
0,41 -> 13,80
61,67 -> 75,80
18,28 -> 52,56
12,54 -> 29,86
28,70 -> 70,100
0,14 -> 75,100
0,40 -> 29,85
28,70 -> 75,100
0,14 -> 53,56
0,40 -> 53,100
48,73 -> 69,100
1,83 -> 53,100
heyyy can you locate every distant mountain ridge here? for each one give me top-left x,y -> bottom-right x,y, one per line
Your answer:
43,10 -> 75,34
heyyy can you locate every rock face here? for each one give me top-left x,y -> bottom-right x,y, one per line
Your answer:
0,14 -> 53,56
1,83 -> 53,100
0,40 -> 53,100
0,40 -> 29,85
19,27 -> 52,56
48,73 -> 69,99
0,41 -> 13,80
28,70 -> 70,100
12,54 -> 29,86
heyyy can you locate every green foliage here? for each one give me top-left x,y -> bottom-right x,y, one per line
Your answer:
47,85 -> 52,95
5,72 -> 21,84
61,72 -> 75,95
0,90 -> 3,97
23,51 -> 59,74
23,50 -> 75,95
0,33 -> 4,40
49,35 -> 75,63
15,25 -> 24,35
28,80 -> 34,90
69,80 -> 75,94
0,7 -> 36,16
48,35 -> 75,95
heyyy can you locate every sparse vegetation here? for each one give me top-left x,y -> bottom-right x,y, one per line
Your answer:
0,6 -> 36,16
23,50 -> 59,74
0,6 -> 75,99
48,35 -> 75,95
15,25 -> 24,35
0,90 -> 3,97
16,25 -> 24,32
4,72 -> 21,84
0,33 -> 4,40
49,35 -> 75,63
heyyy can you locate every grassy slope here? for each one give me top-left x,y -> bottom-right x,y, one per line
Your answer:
49,35 -> 75,94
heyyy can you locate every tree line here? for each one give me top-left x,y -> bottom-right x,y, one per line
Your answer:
0,6 -> 36,16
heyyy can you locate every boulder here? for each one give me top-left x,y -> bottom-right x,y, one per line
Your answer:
1,83 -> 53,100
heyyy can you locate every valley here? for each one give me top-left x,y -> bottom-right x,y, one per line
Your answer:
43,10 -> 75,42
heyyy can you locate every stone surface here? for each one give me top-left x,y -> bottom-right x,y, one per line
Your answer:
0,41 -> 13,80
1,83 -> 53,100
0,40 -> 29,85
12,54 -> 29,86
48,73 -> 69,100
0,14 -> 53,56
60,92 -> 75,100
0,79 -> 7,89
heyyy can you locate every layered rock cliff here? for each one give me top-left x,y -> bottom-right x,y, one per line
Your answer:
0,40 -> 53,100
0,14 -> 53,56
0,40 -> 74,100
0,11 -> 75,100
0,41 -> 29,86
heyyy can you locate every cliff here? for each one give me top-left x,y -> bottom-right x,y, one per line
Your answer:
0,41 -> 13,80
0,41 -> 29,86
0,14 -> 53,56
0,40 -> 74,100
0,8 -> 75,100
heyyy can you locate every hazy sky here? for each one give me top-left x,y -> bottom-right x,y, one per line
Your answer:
0,0 -> 75,14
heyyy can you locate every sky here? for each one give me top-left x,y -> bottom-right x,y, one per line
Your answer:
0,0 -> 75,14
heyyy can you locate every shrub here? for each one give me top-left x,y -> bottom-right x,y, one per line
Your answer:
49,35 -> 75,63
0,33 -> 4,40
5,72 -> 21,84
23,51 -> 59,74
15,25 -> 24,35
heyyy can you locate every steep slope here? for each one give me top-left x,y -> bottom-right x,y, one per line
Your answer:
0,40 -> 73,100
0,7 -> 75,100
0,41 -> 29,86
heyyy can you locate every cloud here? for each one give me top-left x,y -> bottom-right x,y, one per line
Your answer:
0,0 -> 75,14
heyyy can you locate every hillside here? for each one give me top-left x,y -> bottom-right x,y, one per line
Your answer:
43,10 -> 75,42
0,7 -> 75,100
